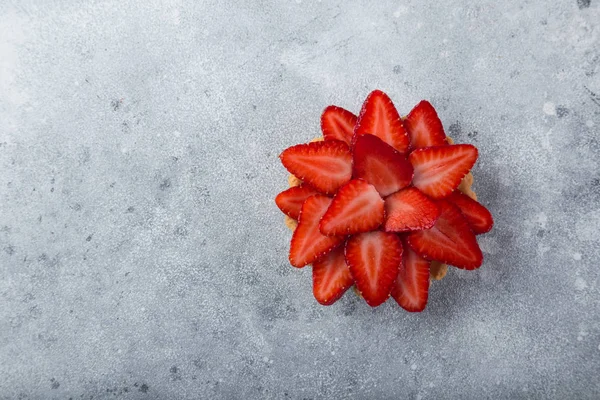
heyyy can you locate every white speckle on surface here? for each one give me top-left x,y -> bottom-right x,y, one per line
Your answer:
394,6 -> 408,18
543,102 -> 556,115
535,212 -> 548,229
575,277 -> 587,291
573,252 -> 582,261
411,363 -> 417,371
586,120 -> 594,128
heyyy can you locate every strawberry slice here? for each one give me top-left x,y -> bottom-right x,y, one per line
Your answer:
280,140 -> 352,195
403,100 -> 448,149
407,200 -> 483,270
289,195 -> 345,268
384,187 -> 440,232
320,180 -> 384,236
391,241 -> 430,312
409,144 -> 478,199
321,106 -> 357,145
312,246 -> 354,305
275,184 -> 321,220
353,90 -> 410,153
345,231 -> 403,307
352,134 -> 413,197
447,191 -> 494,234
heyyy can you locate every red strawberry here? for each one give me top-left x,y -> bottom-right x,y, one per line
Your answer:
447,191 -> 494,234
407,200 -> 483,270
403,100 -> 447,149
280,140 -> 352,195
353,90 -> 410,153
275,184 -> 321,220
345,231 -> 403,307
391,241 -> 430,312
289,195 -> 345,268
320,180 -> 384,236
384,187 -> 440,232
312,246 -> 354,305
352,134 -> 413,197
321,106 -> 357,145
409,144 -> 478,199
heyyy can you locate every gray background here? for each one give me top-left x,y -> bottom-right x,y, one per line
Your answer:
1,0 -> 599,399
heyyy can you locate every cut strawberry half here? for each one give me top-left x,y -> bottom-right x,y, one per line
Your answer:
403,100 -> 447,149
312,246 -> 354,305
321,106 -> 357,145
289,195 -> 346,268
345,231 -> 403,307
353,90 -> 410,153
275,184 -> 321,220
280,140 -> 352,195
391,241 -> 430,312
407,200 -> 483,270
352,134 -> 413,197
384,187 -> 440,232
320,179 -> 384,236
447,191 -> 494,234
409,144 -> 478,199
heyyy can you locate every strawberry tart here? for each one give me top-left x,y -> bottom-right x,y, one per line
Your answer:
275,90 -> 493,311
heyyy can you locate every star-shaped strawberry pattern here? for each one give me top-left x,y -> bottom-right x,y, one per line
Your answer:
275,90 -> 494,311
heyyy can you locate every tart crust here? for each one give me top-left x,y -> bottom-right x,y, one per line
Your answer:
283,136 -> 476,281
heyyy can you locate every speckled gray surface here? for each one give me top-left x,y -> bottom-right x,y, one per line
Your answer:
1,0 -> 599,399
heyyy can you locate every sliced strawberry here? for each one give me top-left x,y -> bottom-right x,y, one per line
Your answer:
447,191 -> 494,234
409,144 -> 478,199
275,184 -> 321,220
352,134 -> 413,197
312,246 -> 354,305
345,231 -> 403,307
391,241 -> 430,312
289,195 -> 345,268
280,140 -> 352,195
403,100 -> 447,149
320,180 -> 384,236
353,90 -> 410,153
321,106 -> 357,145
384,187 -> 440,232
407,200 -> 483,270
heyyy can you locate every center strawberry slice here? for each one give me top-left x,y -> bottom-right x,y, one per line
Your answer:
289,195 -> 346,268
320,179 -> 384,236
321,106 -> 357,145
384,187 -> 440,232
280,140 -> 352,195
352,134 -> 413,197
403,100 -> 448,149
391,240 -> 430,312
312,246 -> 354,305
353,90 -> 410,153
407,200 -> 483,270
345,231 -> 403,307
409,144 -> 478,199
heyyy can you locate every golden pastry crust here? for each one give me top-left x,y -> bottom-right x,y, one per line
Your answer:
282,134 -> 476,282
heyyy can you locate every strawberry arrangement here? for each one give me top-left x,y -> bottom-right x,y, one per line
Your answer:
275,90 -> 493,311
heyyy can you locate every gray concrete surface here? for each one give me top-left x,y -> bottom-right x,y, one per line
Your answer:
1,0 -> 599,398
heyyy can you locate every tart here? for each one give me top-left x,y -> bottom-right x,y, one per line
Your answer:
275,90 -> 493,311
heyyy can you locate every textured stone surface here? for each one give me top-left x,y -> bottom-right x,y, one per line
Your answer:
1,0 -> 599,398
